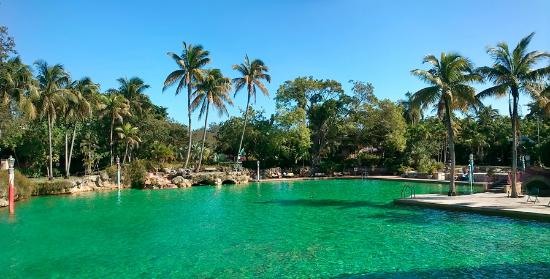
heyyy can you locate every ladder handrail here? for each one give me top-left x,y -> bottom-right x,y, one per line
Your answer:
400,184 -> 416,199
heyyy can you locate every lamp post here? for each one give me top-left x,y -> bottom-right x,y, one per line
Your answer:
469,153 -> 474,195
116,156 -> 121,189
256,160 -> 260,182
521,155 -> 526,172
7,155 -> 15,214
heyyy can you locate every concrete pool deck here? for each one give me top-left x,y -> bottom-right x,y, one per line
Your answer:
395,192 -> 550,221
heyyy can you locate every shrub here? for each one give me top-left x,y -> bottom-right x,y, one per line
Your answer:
398,165 -> 414,174
417,158 -> 443,174
33,180 -> 73,196
123,160 -> 147,189
105,165 -> 118,181
0,170 -> 36,200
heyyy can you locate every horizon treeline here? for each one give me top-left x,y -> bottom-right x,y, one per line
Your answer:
1,26 -> 549,180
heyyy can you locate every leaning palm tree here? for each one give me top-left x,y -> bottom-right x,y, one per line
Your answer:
163,42 -> 210,169
411,53 -> 481,196
477,33 -> 549,198
100,91 -> 131,165
63,78 -> 96,177
232,55 -> 271,162
191,69 -> 233,171
116,123 -> 141,164
34,60 -> 70,179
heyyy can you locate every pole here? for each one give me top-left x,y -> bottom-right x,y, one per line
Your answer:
8,155 -> 15,214
116,156 -> 121,189
537,115 -> 542,166
469,154 -> 474,195
256,160 -> 260,182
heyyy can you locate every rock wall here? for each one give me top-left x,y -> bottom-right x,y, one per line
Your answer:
144,169 -> 250,189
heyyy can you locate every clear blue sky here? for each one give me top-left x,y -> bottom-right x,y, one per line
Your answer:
2,0 -> 549,127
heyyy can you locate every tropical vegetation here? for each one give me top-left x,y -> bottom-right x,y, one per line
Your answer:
1,25 -> 549,197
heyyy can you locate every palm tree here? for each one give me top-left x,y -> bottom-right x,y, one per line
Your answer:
191,69 -> 233,171
63,78 -> 96,177
163,42 -> 210,169
117,77 -> 150,116
115,123 -> 141,164
399,91 -> 423,125
232,55 -> 271,162
101,92 -> 131,165
477,33 -> 549,197
34,60 -> 70,179
0,56 -> 38,119
411,53 -> 481,196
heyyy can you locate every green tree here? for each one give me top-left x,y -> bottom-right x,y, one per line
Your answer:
100,92 -> 131,165
34,60 -> 70,179
191,69 -> 232,171
63,78 -> 96,177
411,53 -> 480,195
477,33 -> 549,197
116,123 -> 141,164
275,77 -> 344,166
116,77 -> 150,116
0,57 -> 37,117
232,55 -> 271,162
0,26 -> 16,62
163,42 -> 210,169
274,107 -> 311,165
0,57 -> 37,153
399,91 -> 423,125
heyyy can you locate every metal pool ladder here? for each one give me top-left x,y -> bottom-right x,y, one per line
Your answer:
401,184 -> 416,199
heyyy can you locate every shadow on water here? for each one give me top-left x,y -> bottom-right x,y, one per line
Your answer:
356,211 -> 431,225
254,199 -> 392,210
332,262 -> 550,279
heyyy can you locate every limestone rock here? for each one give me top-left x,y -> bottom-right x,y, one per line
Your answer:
100,171 -> 110,182
0,198 -> 8,207
172,176 -> 192,188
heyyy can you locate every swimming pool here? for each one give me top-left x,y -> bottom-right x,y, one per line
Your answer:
1,179 -> 548,278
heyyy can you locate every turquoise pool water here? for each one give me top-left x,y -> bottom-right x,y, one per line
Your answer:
1,179 -> 548,278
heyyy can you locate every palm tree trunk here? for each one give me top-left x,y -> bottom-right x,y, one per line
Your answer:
185,85 -> 192,169
64,131 -> 69,178
110,117 -> 114,166
197,103 -> 210,172
237,92 -> 251,162
510,91 -> 519,198
48,113 -> 53,180
67,124 -> 77,177
444,100 -> 456,196
123,142 -> 129,164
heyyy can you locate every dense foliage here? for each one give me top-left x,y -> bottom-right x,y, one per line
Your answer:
1,26 -> 549,184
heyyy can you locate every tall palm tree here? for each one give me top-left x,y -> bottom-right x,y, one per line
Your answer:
34,60 -> 70,179
163,42 -> 210,169
101,92 -> 131,165
63,78 -> 96,177
477,33 -> 549,197
191,69 -> 233,171
411,53 -> 480,196
116,123 -> 141,164
232,55 -> 271,162
117,77 -> 150,116
0,56 -> 38,119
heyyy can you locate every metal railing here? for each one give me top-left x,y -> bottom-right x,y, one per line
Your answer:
400,184 -> 416,199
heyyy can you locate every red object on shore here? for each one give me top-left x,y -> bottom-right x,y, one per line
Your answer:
8,173 -> 14,214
